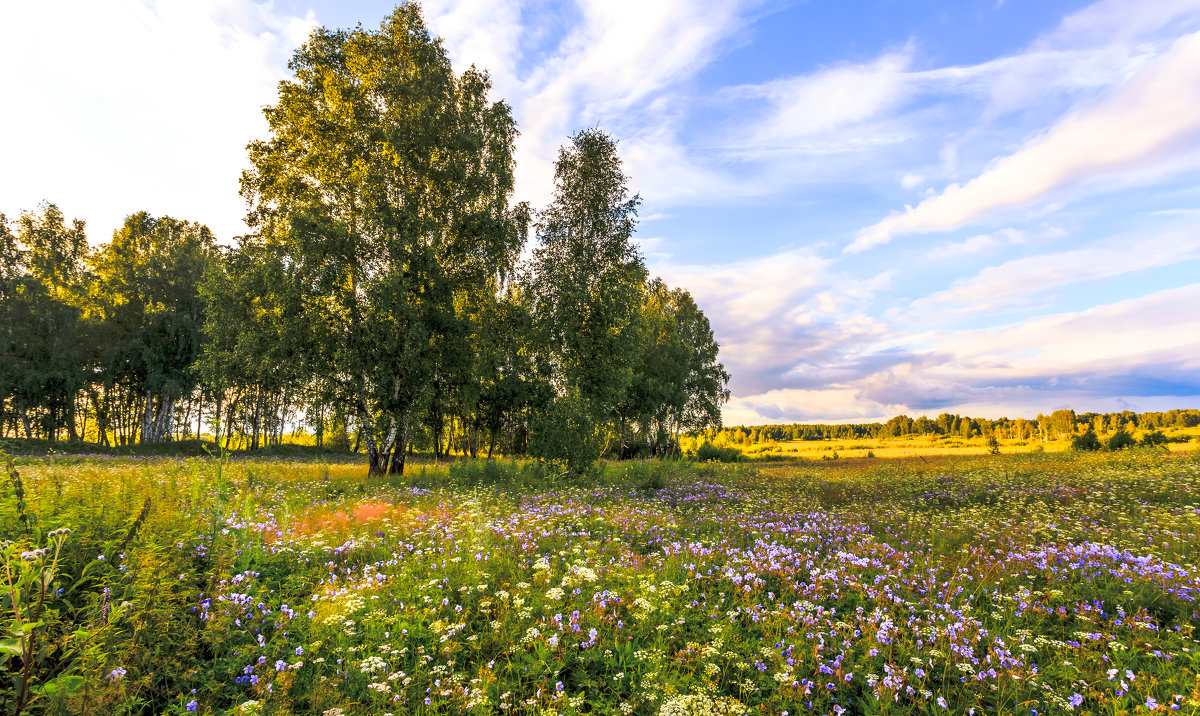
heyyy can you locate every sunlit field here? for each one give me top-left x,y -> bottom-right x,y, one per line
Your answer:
732,426 -> 1200,461
3,448 -> 1200,715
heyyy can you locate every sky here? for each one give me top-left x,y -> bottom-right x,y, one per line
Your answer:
3,0 -> 1200,425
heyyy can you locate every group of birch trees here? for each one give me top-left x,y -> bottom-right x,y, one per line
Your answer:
0,4 -> 730,474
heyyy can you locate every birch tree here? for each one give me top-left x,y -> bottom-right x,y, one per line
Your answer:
241,4 -> 527,474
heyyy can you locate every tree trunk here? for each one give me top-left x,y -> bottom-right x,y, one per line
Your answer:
360,402 -> 396,476
163,394 -> 175,442
212,392 -> 220,446
224,394 -> 236,450
140,388 -> 154,443
365,439 -> 385,475
387,414 -> 411,475
250,388 -> 262,450
66,396 -> 80,443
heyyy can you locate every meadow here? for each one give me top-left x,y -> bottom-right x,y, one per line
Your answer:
728,426 -> 1200,461
2,447 -> 1199,715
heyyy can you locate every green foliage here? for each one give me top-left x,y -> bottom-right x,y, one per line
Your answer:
90,212 -> 217,445
0,528 -> 91,715
525,129 -> 647,474
986,433 -> 1001,455
1070,429 -> 1104,451
694,442 -> 742,462
1141,429 -> 1168,447
1106,428 -> 1137,451
197,240 -> 307,450
0,205 -> 90,443
0,453 -> 99,715
240,4 -> 528,475
617,280 -> 730,459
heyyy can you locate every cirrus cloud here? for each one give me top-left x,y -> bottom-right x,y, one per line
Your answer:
849,30 -> 1200,253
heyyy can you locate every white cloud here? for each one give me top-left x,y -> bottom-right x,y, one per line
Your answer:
422,0 -> 525,94
631,235 -> 672,263
723,387 -> 886,425
0,0 -> 314,243
694,10 -> 1178,198
727,50 -> 914,150
929,284 -> 1200,381
724,283 -> 1200,423
901,173 -> 925,189
494,0 -> 758,207
1040,0 -> 1200,49
849,31 -> 1200,252
621,121 -> 743,204
924,228 -> 1027,260
912,228 -> 1200,316
655,248 -> 899,397
1150,209 -> 1200,216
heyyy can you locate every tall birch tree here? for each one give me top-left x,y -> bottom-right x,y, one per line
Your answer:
241,4 -> 527,474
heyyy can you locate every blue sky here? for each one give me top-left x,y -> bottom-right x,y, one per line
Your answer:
3,0 -> 1200,424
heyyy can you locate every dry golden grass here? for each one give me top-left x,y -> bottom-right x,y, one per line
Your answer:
735,424 -> 1200,460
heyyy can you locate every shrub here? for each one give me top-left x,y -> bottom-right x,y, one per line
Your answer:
1140,430 -> 1168,447
1106,429 -> 1137,451
694,443 -> 742,463
638,461 -> 669,490
986,434 -> 1001,455
1070,430 -> 1103,451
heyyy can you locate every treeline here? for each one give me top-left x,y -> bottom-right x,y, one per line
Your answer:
0,6 -> 730,474
704,407 -> 1200,446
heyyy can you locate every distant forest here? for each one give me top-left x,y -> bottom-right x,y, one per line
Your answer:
0,7 -> 731,474
708,407 -> 1200,445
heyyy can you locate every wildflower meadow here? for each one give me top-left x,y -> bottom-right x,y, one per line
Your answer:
2,448 -> 1199,715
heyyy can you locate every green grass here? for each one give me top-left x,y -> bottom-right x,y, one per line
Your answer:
0,436 -> 369,460
1,448 -> 1199,714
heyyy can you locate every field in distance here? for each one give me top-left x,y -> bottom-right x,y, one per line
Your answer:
723,425 -> 1200,460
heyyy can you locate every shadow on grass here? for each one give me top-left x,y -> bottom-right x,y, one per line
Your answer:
0,437 -> 363,461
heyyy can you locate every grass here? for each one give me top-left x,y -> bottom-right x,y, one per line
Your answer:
0,436 -> 367,460
1,448 -> 1199,714
728,425 -> 1200,461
